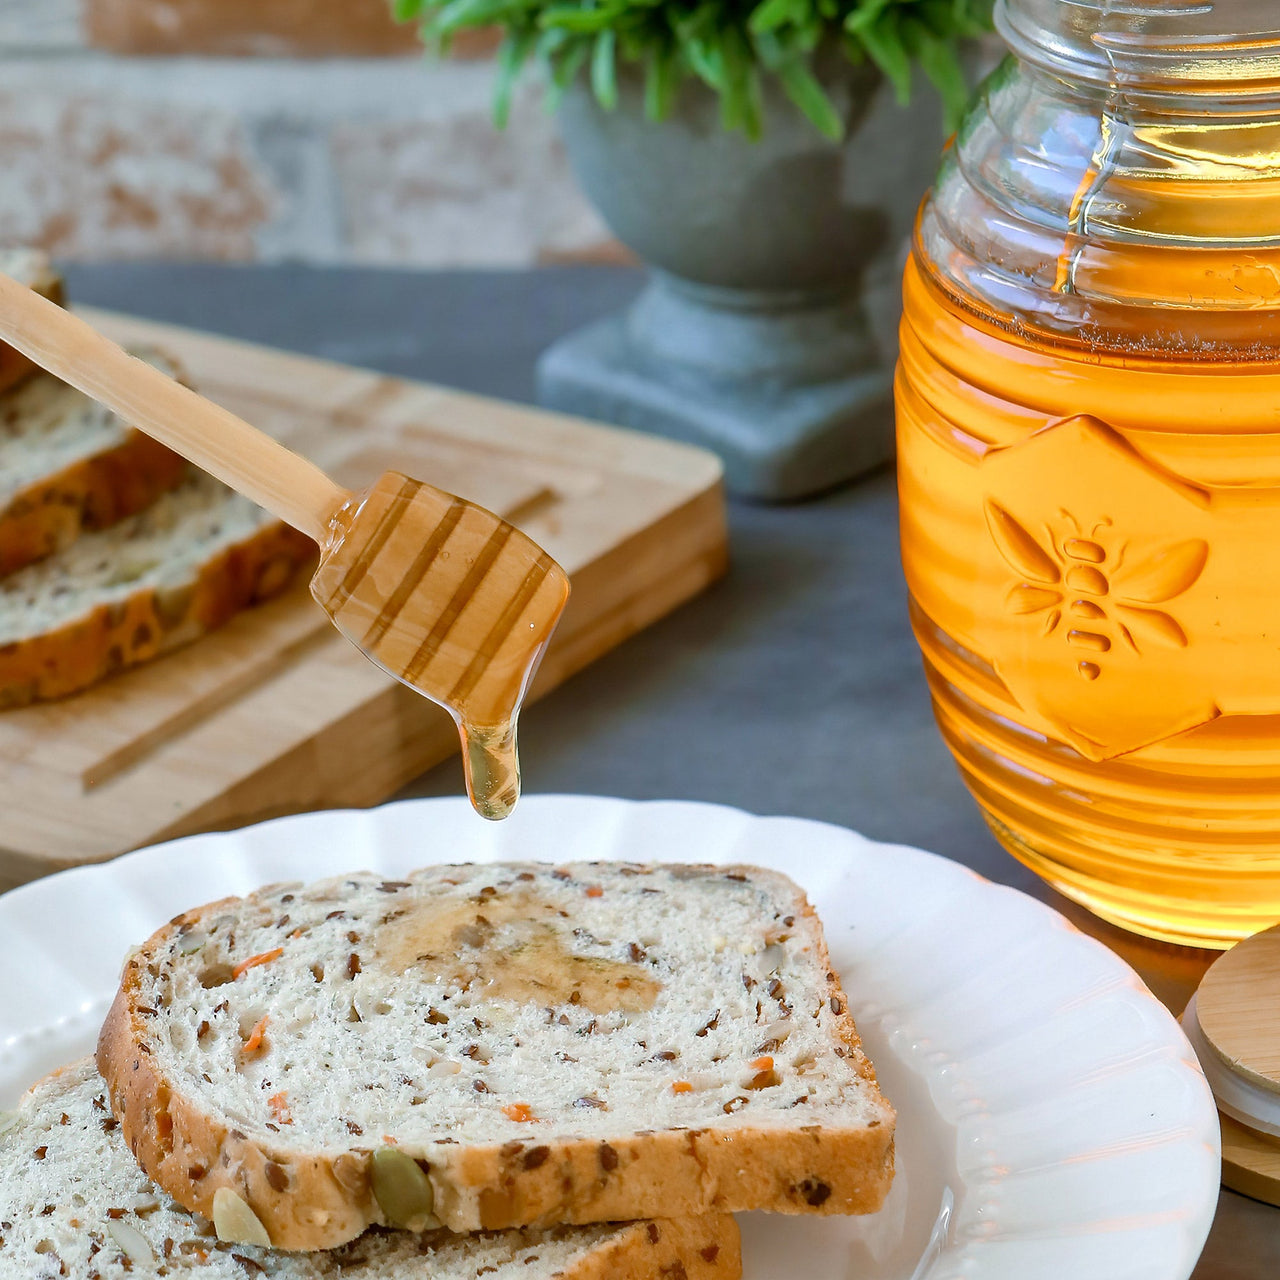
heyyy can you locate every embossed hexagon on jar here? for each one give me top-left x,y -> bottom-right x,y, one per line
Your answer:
977,415 -> 1218,761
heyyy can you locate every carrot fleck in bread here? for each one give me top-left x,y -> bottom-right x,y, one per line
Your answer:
98,861 -> 895,1251
0,469 -> 315,709
0,1060 -> 741,1277
0,349 -> 190,576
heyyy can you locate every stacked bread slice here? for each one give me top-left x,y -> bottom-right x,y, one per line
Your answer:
1,1061 -> 738,1280
1,860 -> 895,1277
0,252 -> 314,706
0,343 -> 188,577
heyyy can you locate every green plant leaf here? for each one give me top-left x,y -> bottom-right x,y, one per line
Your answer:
751,28 -> 783,68
536,23 -> 571,56
721,35 -> 741,112
844,0 -> 894,35
716,30 -> 762,138
644,43 -> 681,119
745,64 -> 765,138
748,0 -> 803,35
592,28 -> 619,109
430,0 -> 525,35
542,35 -> 591,107
397,0 -> 994,142
839,29 -> 867,64
951,0 -> 993,36
778,60 -> 844,140
493,26 -> 538,127
913,28 -> 970,129
686,35 -> 726,90
854,10 -> 912,102
540,5 -> 620,32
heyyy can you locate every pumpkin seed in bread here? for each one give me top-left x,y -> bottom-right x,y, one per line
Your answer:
0,469 -> 314,709
0,1060 -> 741,1277
97,861 -> 895,1251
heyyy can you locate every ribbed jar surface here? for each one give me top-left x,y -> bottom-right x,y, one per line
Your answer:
897,1 -> 1280,946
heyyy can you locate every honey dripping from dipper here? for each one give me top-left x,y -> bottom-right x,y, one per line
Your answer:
310,473 -> 570,821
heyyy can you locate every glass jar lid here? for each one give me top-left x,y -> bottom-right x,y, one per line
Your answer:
998,0 -> 1280,103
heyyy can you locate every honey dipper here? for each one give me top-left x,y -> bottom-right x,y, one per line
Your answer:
0,271 -> 570,820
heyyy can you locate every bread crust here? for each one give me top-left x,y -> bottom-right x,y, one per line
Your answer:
0,267 -> 62,401
0,346 -> 41,399
97,873 -> 895,1252
0,518 -> 315,709
559,1216 -> 742,1280
99,980 -> 380,1250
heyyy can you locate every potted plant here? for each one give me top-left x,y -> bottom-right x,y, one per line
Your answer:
393,0 -> 993,500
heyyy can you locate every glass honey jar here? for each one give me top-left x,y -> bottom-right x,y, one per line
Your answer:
896,0 -> 1280,946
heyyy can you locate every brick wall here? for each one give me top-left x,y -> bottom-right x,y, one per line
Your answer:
0,0 -> 610,265
84,0 -> 423,57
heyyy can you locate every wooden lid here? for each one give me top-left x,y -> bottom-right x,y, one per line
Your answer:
1192,924 -> 1280,1207
1197,923 -> 1280,1096
1220,1110 -> 1280,1207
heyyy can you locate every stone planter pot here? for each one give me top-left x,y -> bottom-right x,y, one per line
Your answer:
536,59 -> 945,500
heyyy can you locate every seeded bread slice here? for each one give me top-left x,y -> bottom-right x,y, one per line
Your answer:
0,1061 -> 741,1280
0,248 -> 63,398
0,469 -> 315,709
0,350 -> 190,577
98,862 -> 895,1251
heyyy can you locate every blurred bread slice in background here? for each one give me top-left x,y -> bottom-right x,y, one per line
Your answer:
0,349 -> 189,576
0,469 -> 314,708
0,248 -> 63,397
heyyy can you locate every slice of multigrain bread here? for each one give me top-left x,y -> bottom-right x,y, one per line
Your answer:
98,862 -> 895,1252
0,1061 -> 741,1280
0,248 -> 63,398
0,469 -> 315,709
0,350 -> 189,576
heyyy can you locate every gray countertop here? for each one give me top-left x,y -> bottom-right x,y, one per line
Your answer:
63,260 -> 1277,1279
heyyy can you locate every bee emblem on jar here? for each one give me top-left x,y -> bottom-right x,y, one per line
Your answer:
974,414 -> 1219,760
986,503 -> 1208,682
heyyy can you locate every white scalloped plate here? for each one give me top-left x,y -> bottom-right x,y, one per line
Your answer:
0,796 -> 1219,1279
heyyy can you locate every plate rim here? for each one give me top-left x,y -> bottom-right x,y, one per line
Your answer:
0,794 -> 1222,1280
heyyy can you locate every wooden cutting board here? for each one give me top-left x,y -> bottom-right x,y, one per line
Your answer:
0,309 -> 728,890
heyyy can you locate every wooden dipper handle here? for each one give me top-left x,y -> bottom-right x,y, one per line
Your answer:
0,271 -> 348,545
0,270 -> 572,820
